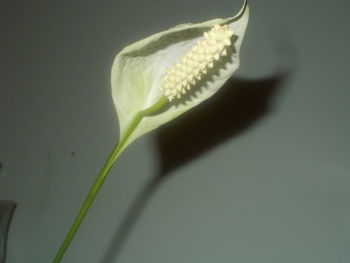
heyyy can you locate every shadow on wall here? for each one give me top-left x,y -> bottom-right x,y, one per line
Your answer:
156,75 -> 284,177
0,200 -> 16,263
101,72 -> 289,263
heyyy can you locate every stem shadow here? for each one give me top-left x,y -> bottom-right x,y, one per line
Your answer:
0,200 -> 16,263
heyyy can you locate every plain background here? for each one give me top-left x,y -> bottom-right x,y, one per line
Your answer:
1,0 -> 349,262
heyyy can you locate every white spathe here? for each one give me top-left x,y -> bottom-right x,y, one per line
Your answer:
111,1 -> 249,150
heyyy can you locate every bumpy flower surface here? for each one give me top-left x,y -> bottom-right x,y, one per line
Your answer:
161,24 -> 234,101
111,1 -> 249,151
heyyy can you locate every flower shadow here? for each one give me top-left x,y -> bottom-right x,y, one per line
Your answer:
101,72 -> 288,263
156,74 -> 283,177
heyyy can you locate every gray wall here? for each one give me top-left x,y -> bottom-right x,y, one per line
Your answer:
1,0 -> 349,262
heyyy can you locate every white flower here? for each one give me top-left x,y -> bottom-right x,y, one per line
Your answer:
111,1 -> 249,151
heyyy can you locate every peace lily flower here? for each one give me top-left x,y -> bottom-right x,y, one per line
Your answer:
112,0 -> 249,152
52,2 -> 249,263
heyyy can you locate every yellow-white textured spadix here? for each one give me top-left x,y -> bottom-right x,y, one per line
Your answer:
160,24 -> 234,101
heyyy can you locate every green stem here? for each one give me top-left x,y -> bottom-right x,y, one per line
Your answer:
52,96 -> 168,263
